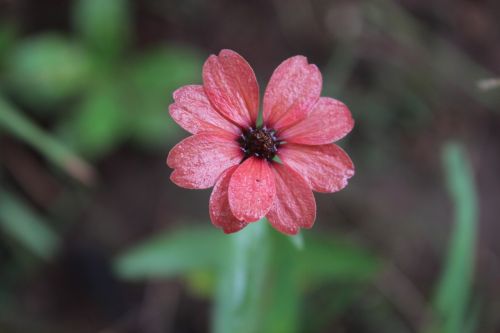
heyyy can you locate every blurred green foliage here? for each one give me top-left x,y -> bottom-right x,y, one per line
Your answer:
0,0 -> 203,310
427,143 -> 478,333
0,97 -> 94,183
115,227 -> 227,279
126,47 -> 202,148
115,221 -> 380,333
0,190 -> 59,260
58,80 -> 127,159
6,34 -> 92,109
73,0 -> 131,62
2,0 -> 203,161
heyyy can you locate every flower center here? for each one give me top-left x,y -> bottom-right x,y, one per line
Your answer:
239,126 -> 280,161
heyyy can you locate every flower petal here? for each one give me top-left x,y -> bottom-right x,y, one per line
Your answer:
228,157 -> 276,222
167,132 -> 243,189
203,49 -> 259,128
263,56 -> 322,131
279,143 -> 354,193
278,97 -> 354,145
209,165 -> 248,233
266,163 -> 316,235
169,85 -> 240,135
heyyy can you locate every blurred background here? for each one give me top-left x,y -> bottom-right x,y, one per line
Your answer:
0,0 -> 499,332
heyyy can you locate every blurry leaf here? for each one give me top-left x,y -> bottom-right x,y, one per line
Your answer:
431,142 -> 478,333
5,34 -> 92,109
114,226 -> 227,280
0,97 -> 95,184
73,0 -> 131,62
288,231 -> 304,250
57,81 -> 128,159
130,108 -> 180,150
129,46 -> 203,93
0,191 -> 59,260
297,233 -> 380,285
263,267 -> 300,333
125,46 -> 203,148
462,300 -> 480,333
213,221 -> 271,333
185,270 -> 217,298
262,229 -> 378,333
262,229 -> 301,333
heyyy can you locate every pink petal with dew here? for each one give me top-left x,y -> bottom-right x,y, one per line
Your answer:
169,85 -> 240,135
167,132 -> 243,189
203,49 -> 259,128
266,163 -> 316,235
279,143 -> 354,193
209,165 -> 248,233
263,56 -> 322,131
279,97 -> 354,145
228,157 -> 276,222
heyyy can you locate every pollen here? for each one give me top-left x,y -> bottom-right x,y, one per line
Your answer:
239,126 -> 280,161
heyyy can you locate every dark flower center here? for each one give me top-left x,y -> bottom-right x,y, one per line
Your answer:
239,126 -> 280,161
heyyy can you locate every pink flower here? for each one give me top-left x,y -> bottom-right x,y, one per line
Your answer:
167,50 -> 354,235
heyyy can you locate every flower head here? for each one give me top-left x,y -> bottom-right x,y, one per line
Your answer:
167,49 -> 354,235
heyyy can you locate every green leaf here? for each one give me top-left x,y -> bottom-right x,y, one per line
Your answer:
213,221 -> 271,333
57,81 -> 128,159
432,142 -> 478,333
129,46 -> 203,94
0,96 -> 95,184
114,226 -> 228,280
0,191 -> 59,260
185,269 -> 217,298
5,34 -> 92,109
125,46 -> 203,148
73,0 -> 131,61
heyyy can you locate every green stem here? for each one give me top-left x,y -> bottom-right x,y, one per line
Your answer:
431,142 -> 478,333
213,219 -> 271,333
